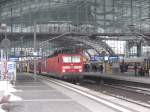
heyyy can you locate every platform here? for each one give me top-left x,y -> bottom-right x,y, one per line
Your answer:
0,73 -> 149,112
82,72 -> 150,85
3,73 -> 123,112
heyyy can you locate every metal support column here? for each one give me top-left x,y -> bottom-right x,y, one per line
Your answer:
121,0 -> 124,33
112,0 -> 115,32
139,0 -> 142,32
94,0 -> 97,32
20,0 -> 23,32
103,0 -> 106,32
130,0 -> 133,24
20,37 -> 23,58
137,42 -> 142,57
125,41 -> 130,58
33,22 -> 37,80
10,8 -> 13,32
149,0 -> 150,31
76,3 -> 79,32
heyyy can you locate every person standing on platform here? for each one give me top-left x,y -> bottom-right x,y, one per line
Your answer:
134,63 -> 137,76
140,67 -> 144,76
120,64 -> 123,73
84,64 -> 87,72
38,62 -> 41,74
100,64 -> 103,73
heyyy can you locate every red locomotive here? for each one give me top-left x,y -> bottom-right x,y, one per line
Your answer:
33,53 -> 84,79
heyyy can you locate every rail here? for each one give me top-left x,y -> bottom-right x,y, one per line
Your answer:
38,75 -> 149,112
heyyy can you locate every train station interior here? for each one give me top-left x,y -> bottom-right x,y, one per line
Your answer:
0,0 -> 150,112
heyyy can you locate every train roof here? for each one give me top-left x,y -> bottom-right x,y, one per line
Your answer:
47,53 -> 82,58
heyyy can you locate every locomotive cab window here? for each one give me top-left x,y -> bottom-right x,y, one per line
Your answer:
72,56 -> 80,63
63,56 -> 72,63
63,56 -> 81,63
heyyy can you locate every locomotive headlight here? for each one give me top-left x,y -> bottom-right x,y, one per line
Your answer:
79,69 -> 82,72
62,69 -> 66,73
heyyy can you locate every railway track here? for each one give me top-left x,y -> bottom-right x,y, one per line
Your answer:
105,84 -> 150,96
80,79 -> 150,108
38,75 -> 150,112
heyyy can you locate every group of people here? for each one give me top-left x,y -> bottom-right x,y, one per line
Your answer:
120,62 -> 146,76
84,64 -> 103,73
134,64 -> 145,76
84,62 -> 147,77
120,63 -> 129,73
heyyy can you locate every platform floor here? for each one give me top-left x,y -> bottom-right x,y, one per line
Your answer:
5,73 -> 120,112
82,72 -> 150,84
8,73 -> 91,112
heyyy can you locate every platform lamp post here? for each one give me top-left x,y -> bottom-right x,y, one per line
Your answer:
0,24 -> 11,97
0,23 -> 11,80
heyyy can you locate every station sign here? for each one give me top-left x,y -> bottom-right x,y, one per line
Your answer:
109,56 -> 119,62
7,61 -> 16,80
90,55 -> 104,61
0,61 -> 16,81
90,55 -> 119,63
